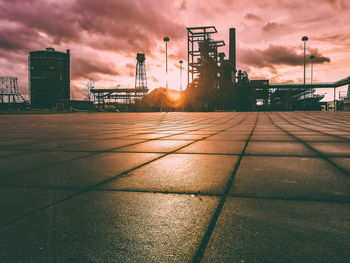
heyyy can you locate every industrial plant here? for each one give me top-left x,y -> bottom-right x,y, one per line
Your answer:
0,26 -> 349,112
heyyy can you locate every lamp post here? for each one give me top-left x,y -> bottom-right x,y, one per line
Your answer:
310,55 -> 314,100
179,60 -> 183,92
310,55 -> 314,84
163,37 -> 170,89
302,36 -> 308,107
302,36 -> 308,86
179,60 -> 184,111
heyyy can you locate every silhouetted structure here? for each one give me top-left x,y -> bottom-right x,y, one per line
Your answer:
186,26 -> 225,111
184,26 -> 350,112
135,53 -> 147,90
141,87 -> 183,111
0,76 -> 26,109
91,53 -> 148,111
29,48 -> 70,109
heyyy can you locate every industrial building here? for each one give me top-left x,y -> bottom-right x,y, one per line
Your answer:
0,76 -> 26,109
29,48 -> 70,109
184,26 -> 350,112
90,53 -> 148,111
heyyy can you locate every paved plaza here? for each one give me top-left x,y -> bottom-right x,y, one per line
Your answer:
0,111 -> 350,262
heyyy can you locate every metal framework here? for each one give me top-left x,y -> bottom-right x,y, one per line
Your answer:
269,76 -> 350,102
187,26 -> 225,88
135,53 -> 147,90
91,88 -> 148,105
0,76 -> 26,105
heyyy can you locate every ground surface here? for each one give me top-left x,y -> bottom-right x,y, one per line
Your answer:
0,111 -> 349,263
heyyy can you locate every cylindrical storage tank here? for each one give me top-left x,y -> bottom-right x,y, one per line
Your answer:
29,48 -> 70,109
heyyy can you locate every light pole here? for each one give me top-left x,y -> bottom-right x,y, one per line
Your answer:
302,36 -> 308,86
302,36 -> 308,107
310,55 -> 314,100
179,60 -> 183,92
163,37 -> 169,89
179,60 -> 184,111
310,55 -> 314,84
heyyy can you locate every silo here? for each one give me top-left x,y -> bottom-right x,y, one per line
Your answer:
29,48 -> 70,109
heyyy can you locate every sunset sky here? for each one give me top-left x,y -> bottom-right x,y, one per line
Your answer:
1,0 -> 349,100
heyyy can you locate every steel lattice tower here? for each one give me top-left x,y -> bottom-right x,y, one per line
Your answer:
135,53 -> 147,90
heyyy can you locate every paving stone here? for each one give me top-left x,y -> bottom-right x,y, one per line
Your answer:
177,140 -> 245,154
308,142 -> 350,156
0,151 -> 87,177
0,191 -> 219,263
230,156 -> 350,201
116,140 -> 191,153
202,197 -> 350,263
57,139 -> 145,151
0,152 -> 161,187
0,187 -> 76,225
100,154 -> 239,194
0,111 -> 349,263
245,141 -> 316,156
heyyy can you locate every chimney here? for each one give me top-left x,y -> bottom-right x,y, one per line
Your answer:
229,28 -> 236,83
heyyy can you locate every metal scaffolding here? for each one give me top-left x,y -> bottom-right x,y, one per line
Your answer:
187,26 -> 224,88
186,26 -> 225,111
135,53 -> 147,90
0,77 -> 26,108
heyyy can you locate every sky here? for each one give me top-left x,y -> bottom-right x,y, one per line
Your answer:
1,0 -> 349,101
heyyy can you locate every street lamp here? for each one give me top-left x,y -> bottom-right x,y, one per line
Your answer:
179,60 -> 184,111
302,36 -> 308,108
163,37 -> 170,89
302,36 -> 308,86
310,55 -> 315,99
179,60 -> 183,92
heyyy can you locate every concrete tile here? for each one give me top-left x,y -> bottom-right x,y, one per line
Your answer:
177,140 -> 245,154
0,191 -> 219,263
164,134 -> 207,140
0,138 -> 39,148
206,133 -> 249,141
245,141 -> 316,156
0,151 -> 87,177
331,157 -> 350,172
117,140 -> 190,153
0,153 -> 161,187
0,187 -> 76,225
100,154 -> 239,194
230,156 -> 350,201
202,197 -> 350,263
4,139 -> 91,151
250,134 -> 296,141
0,150 -> 27,158
58,139 -> 145,151
183,131 -> 216,135
308,142 -> 350,156
296,135 -> 345,141
122,133 -> 169,140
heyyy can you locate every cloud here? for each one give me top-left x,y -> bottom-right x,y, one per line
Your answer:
313,33 -> 350,45
0,0 -> 185,82
244,13 -> 263,22
179,0 -> 187,10
72,56 -> 120,81
239,45 -> 330,69
262,22 -> 290,34
319,0 -> 349,9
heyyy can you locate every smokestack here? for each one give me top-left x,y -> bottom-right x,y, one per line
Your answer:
229,28 -> 236,83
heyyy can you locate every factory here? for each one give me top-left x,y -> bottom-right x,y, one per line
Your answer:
1,27 -> 350,112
